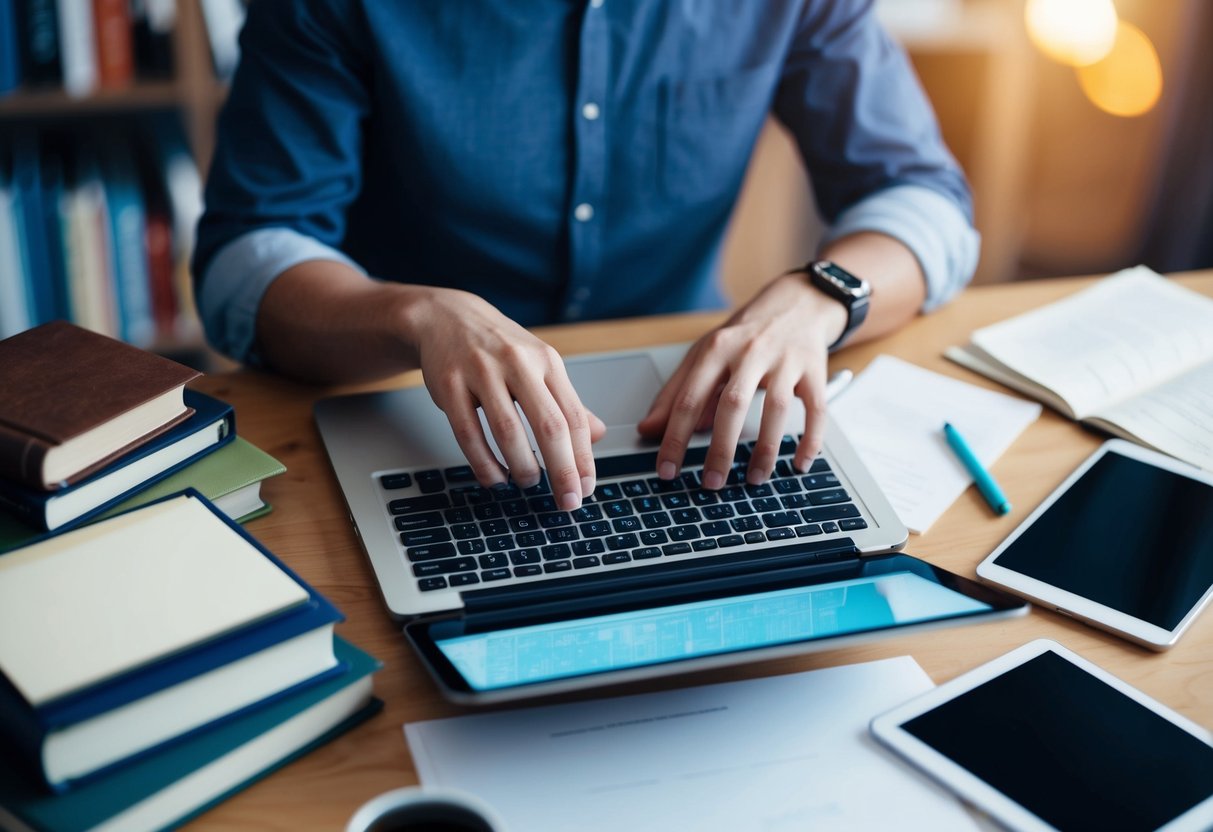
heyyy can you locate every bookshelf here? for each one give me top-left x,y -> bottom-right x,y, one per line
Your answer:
0,0 -> 230,367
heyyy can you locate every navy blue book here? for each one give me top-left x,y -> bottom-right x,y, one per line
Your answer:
0,390 -> 235,532
16,0 -> 59,86
0,637 -> 381,832
0,491 -> 347,792
0,0 -> 20,95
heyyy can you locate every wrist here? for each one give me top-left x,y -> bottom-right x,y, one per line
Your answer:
775,271 -> 849,349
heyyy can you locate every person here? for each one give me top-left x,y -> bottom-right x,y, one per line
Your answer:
194,0 -> 978,514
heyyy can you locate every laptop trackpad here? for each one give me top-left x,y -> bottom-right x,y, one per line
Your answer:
566,354 -> 665,429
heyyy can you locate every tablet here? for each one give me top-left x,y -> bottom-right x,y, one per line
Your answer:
870,640 -> 1213,832
405,553 -> 1027,704
977,439 -> 1213,649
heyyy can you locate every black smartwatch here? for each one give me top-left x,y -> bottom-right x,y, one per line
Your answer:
802,260 -> 871,351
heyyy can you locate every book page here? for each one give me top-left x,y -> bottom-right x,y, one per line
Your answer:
1092,360 -> 1213,472
0,495 -> 308,705
830,356 -> 1041,534
971,268 -> 1213,419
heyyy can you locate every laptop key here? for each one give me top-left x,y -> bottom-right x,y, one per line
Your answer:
630,547 -> 661,560
402,528 -> 452,547
752,497 -> 780,512
780,494 -> 810,509
621,479 -> 649,497
639,529 -> 668,545
481,568 -> 511,581
449,573 -> 480,587
444,507 -> 473,524
670,508 -> 701,524
509,548 -> 541,565
719,486 -> 746,502
444,465 -> 476,483
690,489 -> 719,506
515,531 -> 545,547
718,534 -> 745,547
395,511 -> 443,531
458,539 -> 487,556
663,542 -> 693,556
701,521 -> 730,537
743,531 -> 766,544
544,560 -> 573,574
573,556 -> 601,570
542,544 -> 572,561
538,512 -> 573,528
692,538 -> 718,551
839,518 -> 868,531
480,519 -> 509,536
640,511 -> 672,529
380,473 -> 413,490
501,499 -> 529,516
514,564 -> 542,577
773,478 -> 801,495
490,484 -> 522,501
473,503 -> 503,520
744,483 -> 773,498
389,494 -> 449,514
522,473 -> 551,495
808,488 -> 850,506
416,469 -> 445,493
821,521 -> 840,533
594,483 -> 623,501
451,523 -> 479,540
775,459 -> 795,478
510,515 -> 540,532
528,495 -> 558,513
602,500 -> 633,518
766,528 -> 795,541
730,516 -> 762,532
606,533 -> 639,551
801,503 -> 860,523
581,521 -> 612,537
571,504 -> 603,522
661,493 -> 691,509
778,435 -> 797,456
479,553 -> 509,569
612,516 -> 641,533
702,504 -> 734,520
414,556 -> 475,575
796,524 -> 823,537
802,473 -> 841,490
761,512 -> 800,528
572,539 -> 606,556
406,543 -> 457,562
487,535 -> 514,551
668,526 -> 700,541
605,552 -> 634,564
417,577 -> 448,592
546,527 -> 579,543
809,458 -> 832,474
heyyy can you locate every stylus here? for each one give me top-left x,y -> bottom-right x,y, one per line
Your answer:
943,422 -> 1011,515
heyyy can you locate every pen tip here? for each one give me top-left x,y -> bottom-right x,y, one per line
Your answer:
997,502 -> 1012,515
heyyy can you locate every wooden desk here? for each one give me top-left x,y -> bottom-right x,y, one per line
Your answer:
192,271 -> 1213,830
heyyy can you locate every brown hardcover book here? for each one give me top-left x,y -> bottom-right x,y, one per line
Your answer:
0,321 -> 200,490
92,0 -> 134,89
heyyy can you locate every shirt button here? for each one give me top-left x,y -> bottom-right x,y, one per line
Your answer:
574,203 -> 594,222
582,102 -> 600,121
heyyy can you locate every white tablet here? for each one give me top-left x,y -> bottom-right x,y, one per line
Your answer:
976,439 -> 1213,649
871,640 -> 1213,832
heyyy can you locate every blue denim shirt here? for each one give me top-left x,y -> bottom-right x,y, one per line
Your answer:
195,0 -> 978,362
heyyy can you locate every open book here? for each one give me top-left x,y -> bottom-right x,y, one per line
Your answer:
945,266 -> 1213,472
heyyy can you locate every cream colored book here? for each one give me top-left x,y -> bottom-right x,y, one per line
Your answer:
946,266 -> 1213,472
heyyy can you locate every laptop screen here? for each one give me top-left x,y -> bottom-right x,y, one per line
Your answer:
432,570 -> 992,692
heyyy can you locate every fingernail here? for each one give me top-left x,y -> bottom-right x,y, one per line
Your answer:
659,461 -> 676,480
702,470 -> 724,490
560,492 -> 581,511
581,476 -> 596,497
490,481 -> 511,492
746,469 -> 767,486
793,457 -> 809,474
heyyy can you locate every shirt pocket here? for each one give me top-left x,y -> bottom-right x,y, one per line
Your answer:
658,64 -> 777,204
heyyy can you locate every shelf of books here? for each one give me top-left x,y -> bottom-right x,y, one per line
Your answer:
0,0 -> 245,369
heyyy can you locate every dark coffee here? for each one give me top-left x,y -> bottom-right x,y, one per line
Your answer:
364,800 -> 494,832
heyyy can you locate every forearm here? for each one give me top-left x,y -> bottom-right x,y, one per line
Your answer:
254,260 -> 429,384
818,230 -> 927,346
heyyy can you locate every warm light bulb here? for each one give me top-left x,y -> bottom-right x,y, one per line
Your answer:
1077,21 -> 1163,117
1025,0 -> 1119,66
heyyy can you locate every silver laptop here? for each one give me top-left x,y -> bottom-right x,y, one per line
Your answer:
315,343 -> 907,619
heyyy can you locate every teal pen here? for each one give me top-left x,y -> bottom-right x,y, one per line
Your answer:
943,422 -> 1012,516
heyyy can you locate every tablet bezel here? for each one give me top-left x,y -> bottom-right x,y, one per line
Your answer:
976,439 -> 1213,650
869,639 -> 1213,832
404,553 -> 1028,705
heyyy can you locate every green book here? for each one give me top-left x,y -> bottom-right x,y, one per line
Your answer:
0,438 -> 285,554
0,637 -> 382,832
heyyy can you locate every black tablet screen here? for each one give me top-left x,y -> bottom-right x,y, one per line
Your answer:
993,452 -> 1213,629
904,651 -> 1213,831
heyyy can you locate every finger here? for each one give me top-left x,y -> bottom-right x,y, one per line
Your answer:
588,410 -> 608,442
440,387 -> 508,488
546,372 -> 599,504
656,353 -> 728,481
478,381 -> 543,489
700,370 -> 762,490
696,384 -> 723,433
748,366 -> 799,484
513,376 -> 584,512
637,342 -> 701,438
794,371 -> 829,471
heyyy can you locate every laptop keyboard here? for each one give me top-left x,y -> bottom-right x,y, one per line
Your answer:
379,435 -> 870,594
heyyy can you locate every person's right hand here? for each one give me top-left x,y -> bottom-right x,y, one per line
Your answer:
406,288 -> 606,512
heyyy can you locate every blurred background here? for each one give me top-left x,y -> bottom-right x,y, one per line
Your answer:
1,0 -> 1211,366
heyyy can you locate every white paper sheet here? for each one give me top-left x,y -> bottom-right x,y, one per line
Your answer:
830,355 -> 1041,533
405,657 -> 978,832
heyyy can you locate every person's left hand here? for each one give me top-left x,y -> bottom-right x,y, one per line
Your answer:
637,272 -> 848,489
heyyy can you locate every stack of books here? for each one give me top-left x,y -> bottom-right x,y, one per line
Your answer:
0,321 -> 286,553
0,492 -> 382,831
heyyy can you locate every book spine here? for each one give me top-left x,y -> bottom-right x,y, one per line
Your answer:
17,0 -> 60,86
55,0 -> 96,97
0,481 -> 42,527
0,0 -> 20,94
0,421 -> 50,491
91,0 -> 131,89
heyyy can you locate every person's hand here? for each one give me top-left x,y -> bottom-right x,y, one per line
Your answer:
637,272 -> 847,489
407,288 -> 606,511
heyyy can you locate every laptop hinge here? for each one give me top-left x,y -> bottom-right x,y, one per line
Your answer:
458,537 -> 860,616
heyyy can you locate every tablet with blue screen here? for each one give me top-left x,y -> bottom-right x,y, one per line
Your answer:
405,553 -> 1026,703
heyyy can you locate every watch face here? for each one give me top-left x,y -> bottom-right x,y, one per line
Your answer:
814,262 -> 870,298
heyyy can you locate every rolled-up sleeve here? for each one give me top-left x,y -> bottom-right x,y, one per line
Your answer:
774,0 -> 979,308
192,0 -> 370,360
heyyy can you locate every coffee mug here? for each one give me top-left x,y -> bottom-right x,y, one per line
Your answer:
345,786 -> 507,832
